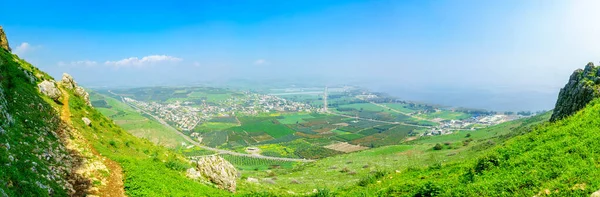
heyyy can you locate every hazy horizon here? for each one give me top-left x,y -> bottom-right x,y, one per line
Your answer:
4,0 -> 599,111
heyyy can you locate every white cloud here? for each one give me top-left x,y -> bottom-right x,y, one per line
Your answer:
254,59 -> 268,65
104,55 -> 182,67
58,60 -> 98,67
13,42 -> 41,55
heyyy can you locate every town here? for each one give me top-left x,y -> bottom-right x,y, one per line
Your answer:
123,92 -> 316,131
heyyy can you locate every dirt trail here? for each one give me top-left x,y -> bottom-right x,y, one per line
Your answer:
60,88 -> 126,196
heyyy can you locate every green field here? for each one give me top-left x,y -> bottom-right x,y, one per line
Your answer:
232,118 -> 296,138
381,103 -> 417,113
277,113 -> 314,124
221,155 -> 299,170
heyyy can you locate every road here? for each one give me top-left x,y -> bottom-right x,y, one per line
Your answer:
108,90 -> 314,163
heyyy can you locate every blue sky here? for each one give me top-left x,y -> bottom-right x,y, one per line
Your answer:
3,0 -> 600,110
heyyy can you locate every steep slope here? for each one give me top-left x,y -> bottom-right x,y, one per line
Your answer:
0,34 -> 229,196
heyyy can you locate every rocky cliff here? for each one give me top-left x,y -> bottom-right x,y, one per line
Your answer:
550,62 -> 600,121
0,26 -> 10,52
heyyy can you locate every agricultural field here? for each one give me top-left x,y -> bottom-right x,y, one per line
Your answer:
220,155 -> 299,170
236,112 -> 551,194
92,86 -> 516,164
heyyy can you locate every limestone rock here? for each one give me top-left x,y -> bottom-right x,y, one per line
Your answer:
591,190 -> 600,197
75,86 -> 91,107
61,73 -> 77,90
192,155 -> 238,192
38,80 -> 62,102
551,62 -> 600,121
82,117 -> 91,126
0,26 -> 10,52
61,73 -> 92,106
186,168 -> 202,179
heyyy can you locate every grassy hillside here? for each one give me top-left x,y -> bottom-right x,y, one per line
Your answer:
335,100 -> 600,196
235,112 -> 550,195
0,47 -> 74,196
0,49 -> 228,196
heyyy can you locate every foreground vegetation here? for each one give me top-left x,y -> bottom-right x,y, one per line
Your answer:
336,101 -> 599,196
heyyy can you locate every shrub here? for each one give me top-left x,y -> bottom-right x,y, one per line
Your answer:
433,143 -> 443,150
414,181 -> 442,197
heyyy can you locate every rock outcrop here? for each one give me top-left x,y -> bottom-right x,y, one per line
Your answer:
188,155 -> 238,192
38,80 -> 62,102
61,73 -> 92,106
75,86 -> 91,106
82,117 -> 92,126
0,26 -> 9,52
61,73 -> 77,90
550,62 -> 600,122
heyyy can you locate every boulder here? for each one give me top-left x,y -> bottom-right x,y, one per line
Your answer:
82,117 -> 91,126
61,73 -> 77,90
192,155 -> 238,192
0,26 -> 10,52
592,190 -> 600,197
37,80 -> 62,101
